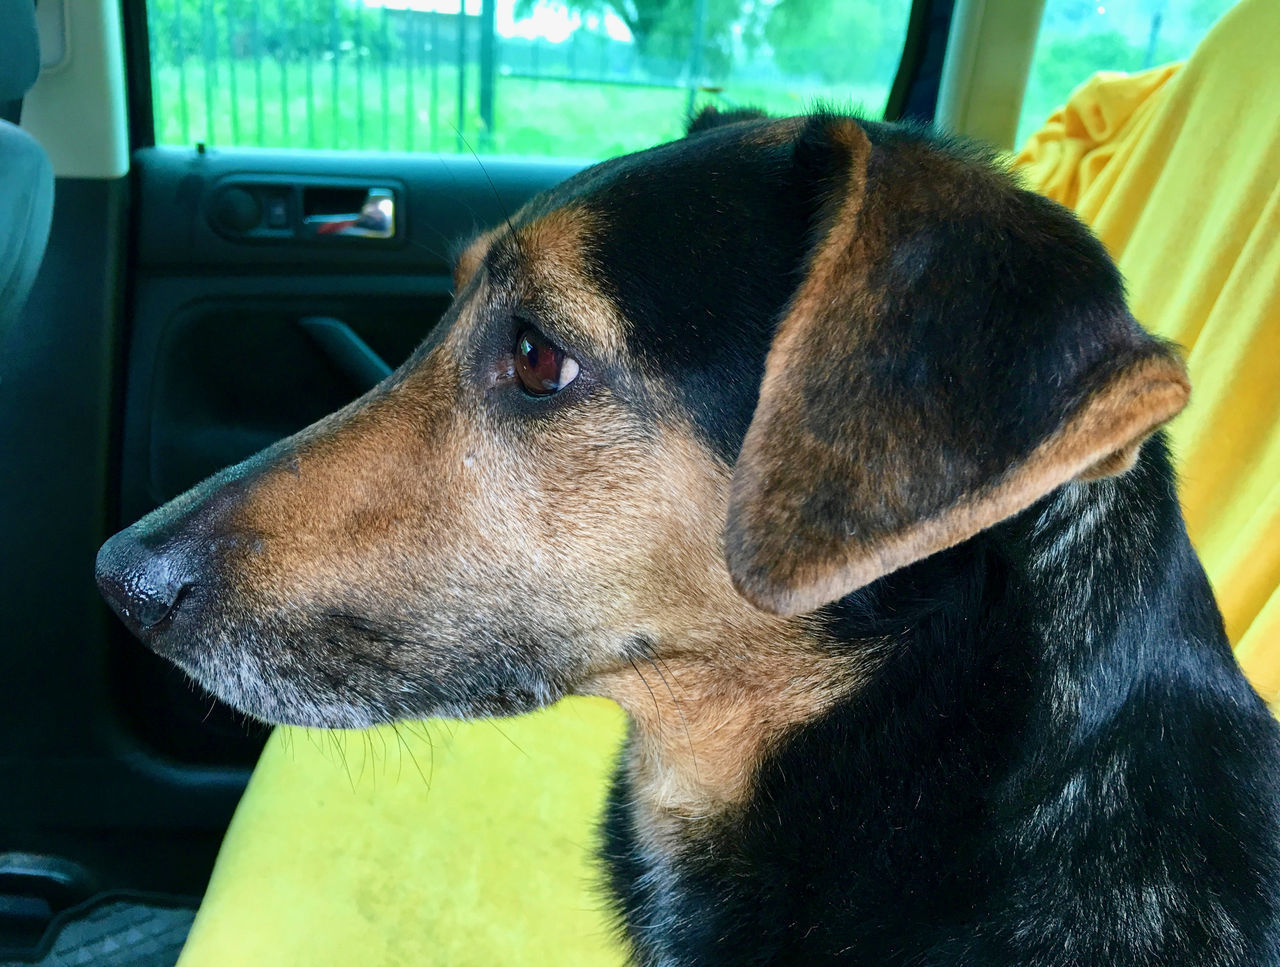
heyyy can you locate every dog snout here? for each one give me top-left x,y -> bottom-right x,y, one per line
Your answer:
96,470 -> 260,641
95,528 -> 195,638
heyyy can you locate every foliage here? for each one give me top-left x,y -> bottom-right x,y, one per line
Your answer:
1015,0 -> 1240,148
764,0 -> 910,84
1033,30 -> 1147,96
513,0 -> 767,79
514,0 -> 909,82
148,0 -> 404,63
1187,0 -> 1239,34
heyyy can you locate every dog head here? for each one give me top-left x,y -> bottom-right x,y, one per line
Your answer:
96,112 -> 1188,737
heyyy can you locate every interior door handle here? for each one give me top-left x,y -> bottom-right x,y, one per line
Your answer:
298,316 -> 392,391
302,187 -> 396,239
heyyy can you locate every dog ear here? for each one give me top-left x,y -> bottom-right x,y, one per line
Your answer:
724,115 -> 1189,616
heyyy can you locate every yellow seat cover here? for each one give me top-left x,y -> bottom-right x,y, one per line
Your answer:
1013,0 -> 1280,704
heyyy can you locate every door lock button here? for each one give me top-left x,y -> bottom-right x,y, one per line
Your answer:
264,193 -> 290,230
212,187 -> 261,234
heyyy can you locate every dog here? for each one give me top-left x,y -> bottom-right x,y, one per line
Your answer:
96,108 -> 1280,965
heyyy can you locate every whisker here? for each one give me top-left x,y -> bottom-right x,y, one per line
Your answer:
627,655 -> 663,732
355,729 -> 369,788
389,722 -> 404,784
365,729 -> 378,791
329,729 -> 356,792
453,126 -> 525,262
392,721 -> 432,789
401,718 -> 431,744
305,727 -> 325,756
644,647 -> 690,696
644,653 -> 699,784
404,235 -> 453,264
430,150 -> 486,232
486,719 -> 529,758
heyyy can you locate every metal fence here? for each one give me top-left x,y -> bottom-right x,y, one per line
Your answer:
146,0 -> 1246,159
146,0 -> 728,156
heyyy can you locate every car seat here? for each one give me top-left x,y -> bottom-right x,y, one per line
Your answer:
0,0 -> 54,345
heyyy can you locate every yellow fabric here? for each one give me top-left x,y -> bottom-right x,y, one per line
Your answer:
180,2 -> 1279,962
1012,0 -> 1280,705
178,699 -> 628,966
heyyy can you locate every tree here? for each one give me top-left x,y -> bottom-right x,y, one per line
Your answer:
147,0 -> 402,65
516,0 -> 766,79
516,0 -> 909,83
764,0 -> 909,84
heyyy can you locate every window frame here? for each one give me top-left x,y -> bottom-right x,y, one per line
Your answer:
123,0 -> 949,155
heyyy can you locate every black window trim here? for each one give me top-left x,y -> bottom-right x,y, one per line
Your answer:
885,0 -> 956,124
122,0 -> 156,149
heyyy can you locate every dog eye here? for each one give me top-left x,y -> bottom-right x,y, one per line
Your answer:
514,328 -> 579,396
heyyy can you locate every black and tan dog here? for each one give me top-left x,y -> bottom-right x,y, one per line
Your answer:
97,109 -> 1280,965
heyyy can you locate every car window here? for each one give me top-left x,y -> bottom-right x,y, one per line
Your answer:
144,0 -> 912,159
1016,0 -> 1239,148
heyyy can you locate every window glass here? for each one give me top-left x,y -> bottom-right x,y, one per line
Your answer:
145,0 -> 912,159
1017,0 -> 1239,148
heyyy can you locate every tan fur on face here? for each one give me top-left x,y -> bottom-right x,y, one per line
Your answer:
205,225 -> 859,822
453,228 -> 499,293
587,638 -> 868,852
512,205 -> 630,362
572,429 -> 870,847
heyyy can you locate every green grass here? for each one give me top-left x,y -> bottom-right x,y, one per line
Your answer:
152,59 -> 891,159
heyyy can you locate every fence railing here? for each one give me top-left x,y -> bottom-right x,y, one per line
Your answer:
147,0 -> 770,157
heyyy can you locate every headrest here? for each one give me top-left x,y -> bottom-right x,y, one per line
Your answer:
0,0 -> 40,102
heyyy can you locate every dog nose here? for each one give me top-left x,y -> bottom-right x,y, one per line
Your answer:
95,529 -> 193,638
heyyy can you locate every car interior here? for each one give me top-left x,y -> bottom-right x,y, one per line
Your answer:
2,0 -> 1274,963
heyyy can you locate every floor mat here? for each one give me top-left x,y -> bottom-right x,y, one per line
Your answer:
1,896 -> 195,967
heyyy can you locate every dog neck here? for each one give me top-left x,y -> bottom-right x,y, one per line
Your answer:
584,617 -> 874,852
1001,433 -> 1212,754
600,435 -> 1254,965
602,436 -> 1194,851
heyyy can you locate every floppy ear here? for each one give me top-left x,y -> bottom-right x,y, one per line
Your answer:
724,115 -> 1189,616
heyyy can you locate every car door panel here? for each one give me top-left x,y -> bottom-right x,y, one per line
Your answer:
0,146 -> 579,918
117,147 -> 583,765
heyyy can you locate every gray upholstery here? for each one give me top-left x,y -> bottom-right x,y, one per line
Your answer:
0,122 -> 53,338
0,0 -> 39,101
0,0 -> 52,341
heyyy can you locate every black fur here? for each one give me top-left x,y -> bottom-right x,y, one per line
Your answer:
559,116 -> 1280,965
527,121 -> 814,462
685,104 -> 771,135
603,436 -> 1280,966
